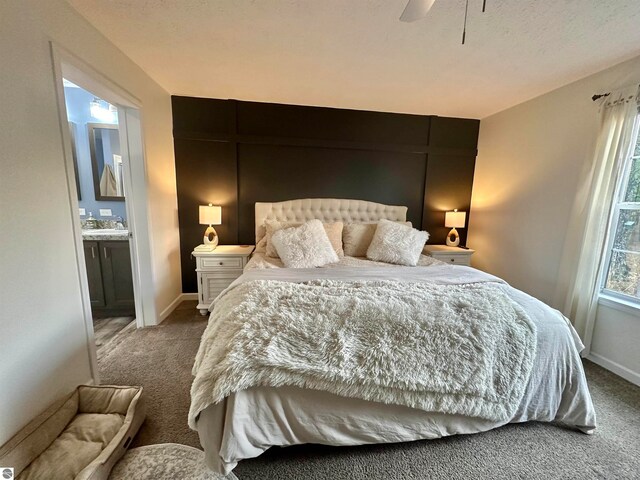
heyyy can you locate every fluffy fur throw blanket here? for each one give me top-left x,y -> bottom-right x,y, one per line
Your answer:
189,279 -> 537,428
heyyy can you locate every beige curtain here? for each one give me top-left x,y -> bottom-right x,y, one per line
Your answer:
563,85 -> 640,348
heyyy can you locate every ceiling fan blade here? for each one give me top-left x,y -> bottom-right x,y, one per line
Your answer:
399,0 -> 436,22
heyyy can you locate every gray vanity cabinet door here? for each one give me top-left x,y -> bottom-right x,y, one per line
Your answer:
83,241 -> 106,308
100,241 -> 135,309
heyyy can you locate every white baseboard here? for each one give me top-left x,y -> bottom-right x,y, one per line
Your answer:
587,352 -> 640,386
158,294 -> 183,323
157,293 -> 200,323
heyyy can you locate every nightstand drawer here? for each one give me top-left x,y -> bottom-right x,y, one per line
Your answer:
199,256 -> 244,269
435,254 -> 470,266
423,245 -> 474,267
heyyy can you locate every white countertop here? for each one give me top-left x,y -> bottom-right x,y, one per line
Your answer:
82,229 -> 129,241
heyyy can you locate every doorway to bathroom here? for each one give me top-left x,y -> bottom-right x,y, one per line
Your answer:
64,79 -> 136,357
52,43 -> 158,383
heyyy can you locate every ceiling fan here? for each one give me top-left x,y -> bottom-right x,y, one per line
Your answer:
399,0 -> 487,43
399,0 -> 437,23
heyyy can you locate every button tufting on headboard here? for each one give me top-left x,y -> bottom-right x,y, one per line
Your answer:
255,198 -> 407,243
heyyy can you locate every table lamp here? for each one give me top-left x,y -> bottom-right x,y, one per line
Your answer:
445,209 -> 466,247
199,204 -> 222,249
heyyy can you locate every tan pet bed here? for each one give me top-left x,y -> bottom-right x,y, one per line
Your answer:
0,385 -> 145,480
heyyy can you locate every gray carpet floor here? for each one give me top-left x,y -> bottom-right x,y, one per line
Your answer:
98,300 -> 640,479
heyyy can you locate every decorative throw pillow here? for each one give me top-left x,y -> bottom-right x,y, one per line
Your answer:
265,221 -> 299,256
254,236 -> 267,253
366,219 -> 429,266
271,220 -> 340,268
343,221 -> 412,257
265,221 -> 344,257
255,223 -> 268,250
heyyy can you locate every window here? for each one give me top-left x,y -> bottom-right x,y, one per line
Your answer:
602,114 -> 640,302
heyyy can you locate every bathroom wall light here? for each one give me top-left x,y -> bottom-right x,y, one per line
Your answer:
90,97 -> 116,122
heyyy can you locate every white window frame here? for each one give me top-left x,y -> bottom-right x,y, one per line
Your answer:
600,112 -> 640,309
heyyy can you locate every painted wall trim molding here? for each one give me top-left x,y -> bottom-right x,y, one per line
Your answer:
158,294 -> 183,323
172,130 -> 478,157
172,96 -> 480,293
52,42 -> 159,331
51,42 -> 100,383
587,353 -> 640,386
158,293 -> 200,323
598,294 -> 640,316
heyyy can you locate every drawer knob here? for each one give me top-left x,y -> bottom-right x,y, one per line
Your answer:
450,258 -> 455,262
219,262 -> 224,265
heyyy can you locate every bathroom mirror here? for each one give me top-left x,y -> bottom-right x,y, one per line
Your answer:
69,122 -> 81,200
88,123 -> 125,201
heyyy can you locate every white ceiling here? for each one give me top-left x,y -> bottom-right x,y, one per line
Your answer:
67,0 -> 640,119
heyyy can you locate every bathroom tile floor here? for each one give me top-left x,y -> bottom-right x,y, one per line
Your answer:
94,316 -> 135,355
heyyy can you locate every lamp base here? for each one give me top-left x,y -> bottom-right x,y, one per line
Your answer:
446,227 -> 460,247
203,225 -> 219,249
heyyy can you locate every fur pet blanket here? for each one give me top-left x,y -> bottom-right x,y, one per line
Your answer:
189,278 -> 536,428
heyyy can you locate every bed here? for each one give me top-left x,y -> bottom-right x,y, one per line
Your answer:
189,199 -> 596,475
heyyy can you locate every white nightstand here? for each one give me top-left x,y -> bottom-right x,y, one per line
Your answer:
192,245 -> 254,315
423,245 -> 475,266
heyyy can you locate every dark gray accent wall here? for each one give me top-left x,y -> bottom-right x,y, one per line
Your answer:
172,97 -> 479,293
237,145 -> 427,244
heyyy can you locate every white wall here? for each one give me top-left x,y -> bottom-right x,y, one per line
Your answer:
469,54 -> 640,383
0,0 -> 181,444
590,303 -> 640,384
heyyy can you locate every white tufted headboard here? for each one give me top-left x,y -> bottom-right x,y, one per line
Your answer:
255,198 -> 407,243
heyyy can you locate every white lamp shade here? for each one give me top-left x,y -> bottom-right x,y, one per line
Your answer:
445,210 -> 466,228
199,204 -> 222,225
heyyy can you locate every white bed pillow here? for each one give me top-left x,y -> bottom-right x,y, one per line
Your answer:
366,219 -> 429,266
265,221 -> 344,258
264,221 -> 299,256
343,221 -> 412,257
271,220 -> 340,268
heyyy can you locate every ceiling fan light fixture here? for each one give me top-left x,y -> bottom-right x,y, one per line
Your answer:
399,0 -> 436,22
399,0 -> 489,45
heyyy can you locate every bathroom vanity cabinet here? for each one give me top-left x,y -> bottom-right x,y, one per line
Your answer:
83,240 -> 135,315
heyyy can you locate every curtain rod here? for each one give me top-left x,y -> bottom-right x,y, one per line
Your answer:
592,83 -> 640,102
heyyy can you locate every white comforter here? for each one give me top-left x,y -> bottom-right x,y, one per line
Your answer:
192,255 -> 596,475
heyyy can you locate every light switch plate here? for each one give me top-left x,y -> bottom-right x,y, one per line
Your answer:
79,208 -> 86,216
99,209 -> 112,217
